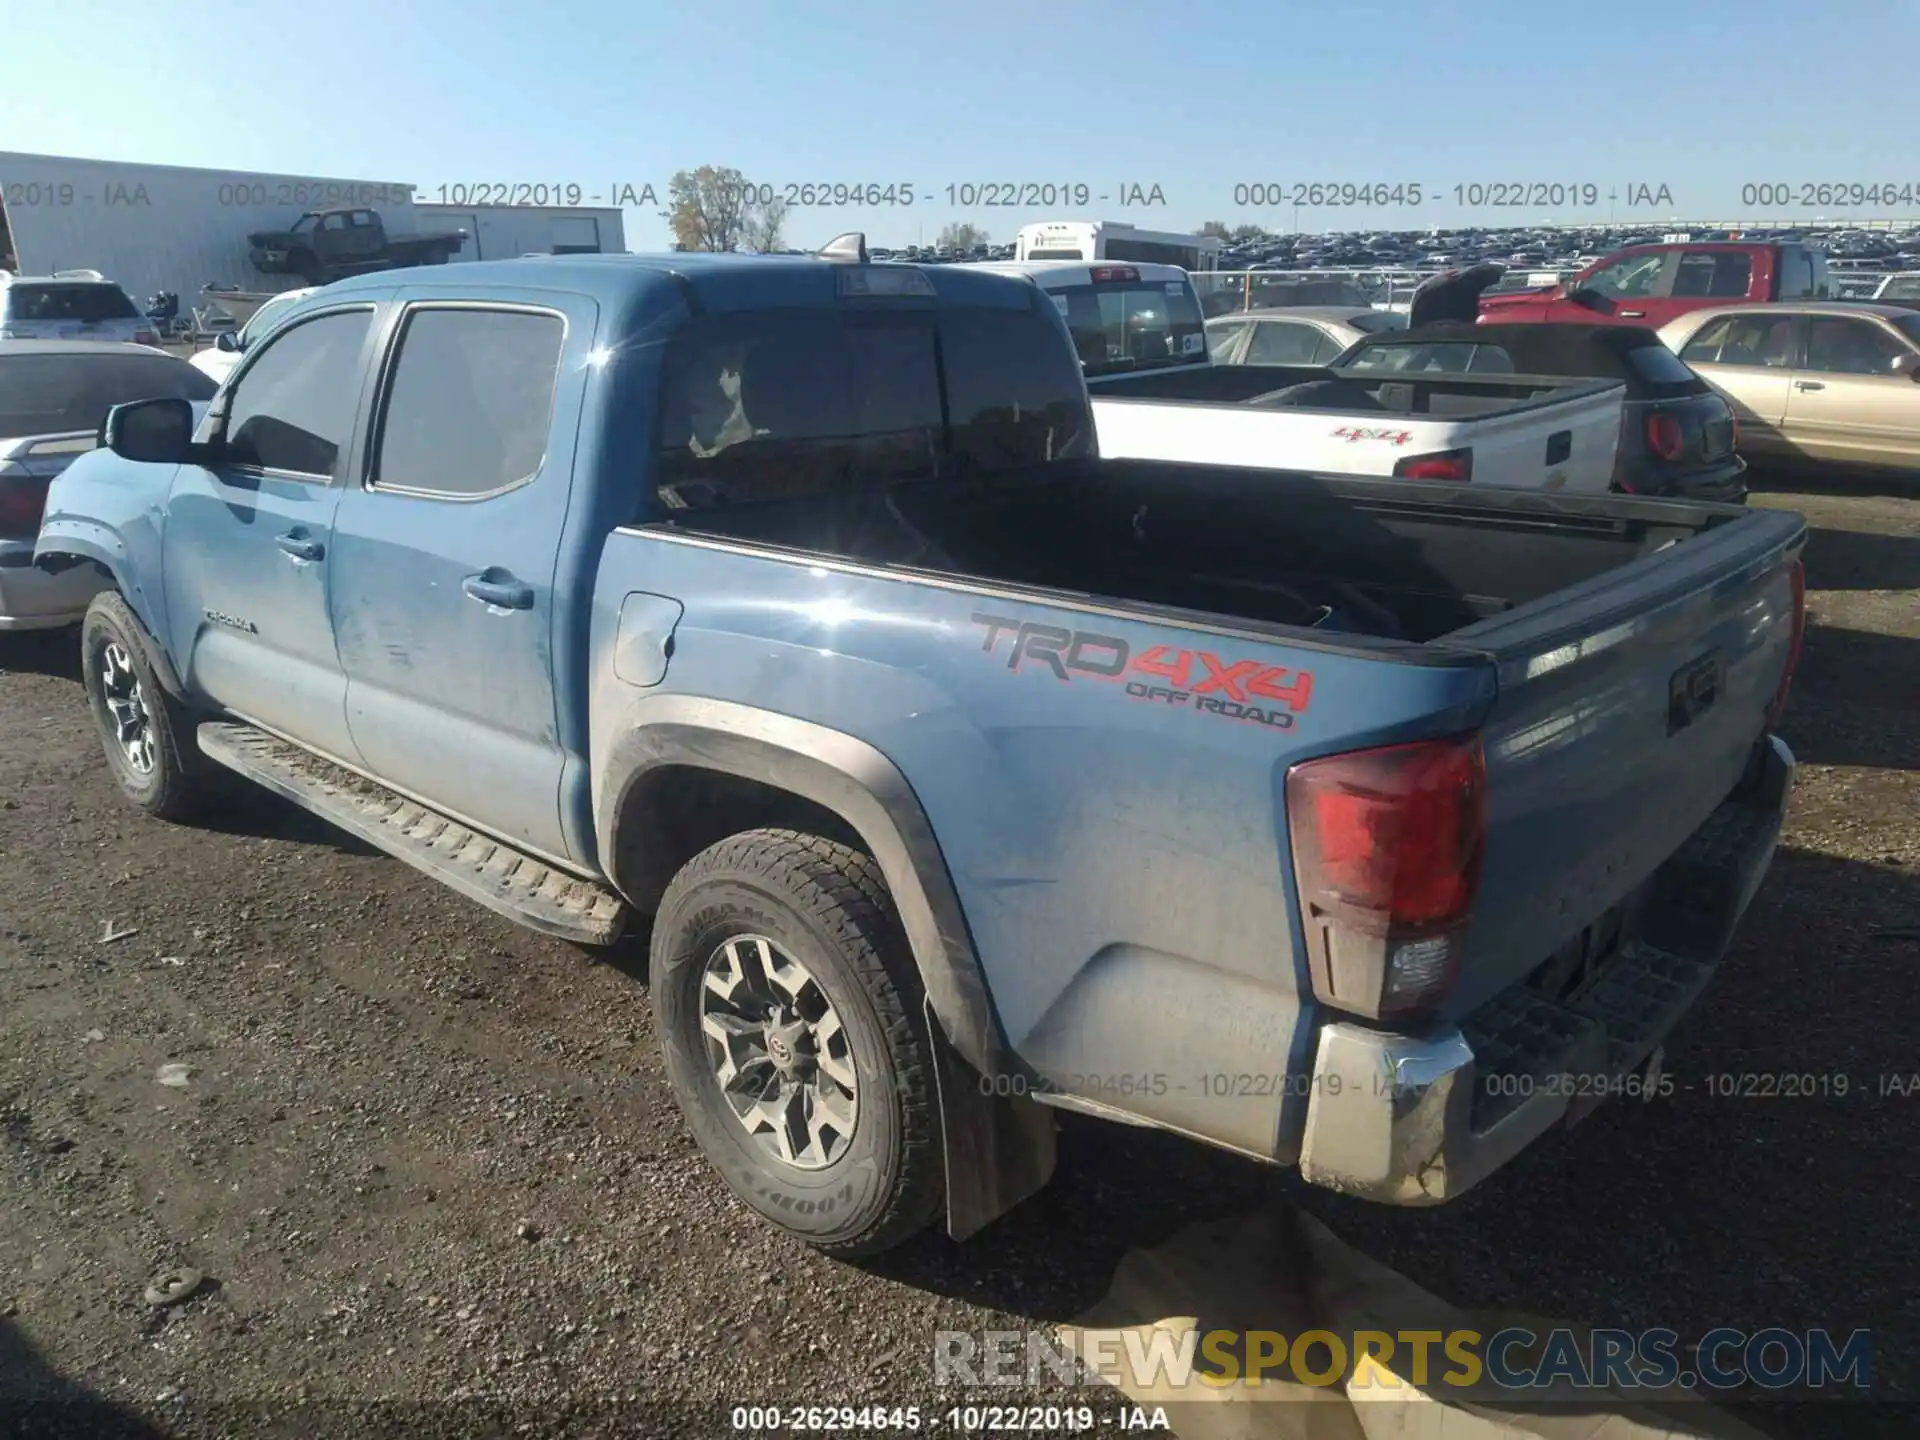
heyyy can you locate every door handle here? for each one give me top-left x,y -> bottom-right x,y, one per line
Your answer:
274,531 -> 323,562
462,573 -> 535,610
1794,380 -> 1825,391
1619,310 -> 1646,318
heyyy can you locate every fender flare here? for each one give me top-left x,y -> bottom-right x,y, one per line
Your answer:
31,529 -> 185,698
596,696 -> 1057,1241
598,696 -> 1000,1075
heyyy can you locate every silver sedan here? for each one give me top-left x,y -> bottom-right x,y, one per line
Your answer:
1205,307 -> 1406,366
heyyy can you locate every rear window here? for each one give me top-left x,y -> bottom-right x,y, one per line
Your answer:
1342,341 -> 1514,374
0,352 -> 216,439
4,282 -> 141,323
652,305 -> 1092,510
1049,277 -> 1206,376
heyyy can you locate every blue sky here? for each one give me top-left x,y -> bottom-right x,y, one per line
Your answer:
7,0 -> 1914,250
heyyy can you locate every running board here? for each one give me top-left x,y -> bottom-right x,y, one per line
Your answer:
196,722 -> 629,945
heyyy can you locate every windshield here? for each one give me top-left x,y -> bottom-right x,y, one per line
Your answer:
290,214 -> 319,233
1048,278 -> 1207,376
5,283 -> 140,322
1891,313 -> 1920,346
652,304 -> 1092,511
0,352 -> 216,438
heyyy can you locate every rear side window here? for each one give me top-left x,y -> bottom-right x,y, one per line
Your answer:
652,305 -> 1090,510
372,308 -> 566,497
224,308 -> 374,476
4,282 -> 140,322
1671,253 -> 1752,300
0,353 -> 216,439
1778,249 -> 1814,299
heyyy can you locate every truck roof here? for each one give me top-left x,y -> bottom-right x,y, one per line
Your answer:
319,252 -> 1043,314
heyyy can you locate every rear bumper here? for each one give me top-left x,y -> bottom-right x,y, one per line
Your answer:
1298,733 -> 1792,1204
1663,456 -> 1748,505
0,540 -> 109,631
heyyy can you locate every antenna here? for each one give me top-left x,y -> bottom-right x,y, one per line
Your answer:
818,232 -> 868,263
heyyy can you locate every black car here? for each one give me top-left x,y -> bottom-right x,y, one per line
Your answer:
1328,269 -> 1747,503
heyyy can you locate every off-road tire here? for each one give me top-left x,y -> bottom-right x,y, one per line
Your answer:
80,592 -> 214,823
651,828 -> 944,1257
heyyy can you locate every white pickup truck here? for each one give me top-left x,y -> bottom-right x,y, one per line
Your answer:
972,260 -> 1627,493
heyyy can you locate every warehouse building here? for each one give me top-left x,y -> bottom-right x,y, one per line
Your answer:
0,151 -> 625,308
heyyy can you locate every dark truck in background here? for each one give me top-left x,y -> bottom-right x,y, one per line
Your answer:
1480,241 -> 1829,329
248,207 -> 467,286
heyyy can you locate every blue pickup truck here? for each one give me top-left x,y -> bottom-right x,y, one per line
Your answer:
34,239 -> 1806,1258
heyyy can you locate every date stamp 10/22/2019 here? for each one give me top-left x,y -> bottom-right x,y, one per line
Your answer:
415,181 -> 1173,210
976,1068 -> 1920,1105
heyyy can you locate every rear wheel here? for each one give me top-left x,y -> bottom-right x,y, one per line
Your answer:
80,593 -> 214,822
651,828 -> 943,1257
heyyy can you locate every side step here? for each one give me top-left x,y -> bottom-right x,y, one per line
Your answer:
196,722 -> 629,946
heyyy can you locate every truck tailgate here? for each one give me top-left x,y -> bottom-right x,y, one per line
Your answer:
1089,396 -> 1462,476
1435,504 -> 1804,1017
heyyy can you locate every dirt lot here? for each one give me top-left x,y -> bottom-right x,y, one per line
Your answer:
1,476 -> 1915,1439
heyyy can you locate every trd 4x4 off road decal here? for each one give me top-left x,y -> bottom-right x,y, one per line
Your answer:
971,613 -> 1313,731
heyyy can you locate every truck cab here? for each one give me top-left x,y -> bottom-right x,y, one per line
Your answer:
1479,242 -> 1829,329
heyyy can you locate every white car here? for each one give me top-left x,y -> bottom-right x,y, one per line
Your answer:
189,286 -> 318,385
0,270 -> 160,347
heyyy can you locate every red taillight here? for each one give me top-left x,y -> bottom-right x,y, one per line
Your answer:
1089,265 -> 1139,283
0,473 -> 52,537
1286,733 -> 1486,1019
1393,448 -> 1473,482
1645,410 -> 1686,462
1766,558 -> 1806,727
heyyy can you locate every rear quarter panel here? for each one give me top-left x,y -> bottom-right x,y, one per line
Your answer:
588,531 -> 1496,1161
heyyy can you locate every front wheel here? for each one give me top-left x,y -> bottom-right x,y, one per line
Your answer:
80,593 -> 214,822
651,829 -> 944,1257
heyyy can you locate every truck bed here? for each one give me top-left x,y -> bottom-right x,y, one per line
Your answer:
642,458 -> 1726,644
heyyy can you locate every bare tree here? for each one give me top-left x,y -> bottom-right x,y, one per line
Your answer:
1197,221 -> 1231,240
935,222 -> 990,253
742,197 -> 791,254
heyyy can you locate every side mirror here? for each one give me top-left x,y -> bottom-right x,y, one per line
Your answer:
214,330 -> 240,352
1563,287 -> 1600,310
103,397 -> 195,464
1893,353 -> 1920,380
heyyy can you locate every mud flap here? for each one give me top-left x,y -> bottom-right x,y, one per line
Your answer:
925,997 -> 1057,1242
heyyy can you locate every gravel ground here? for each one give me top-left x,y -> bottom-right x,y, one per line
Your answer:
0,476 -> 1914,1440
